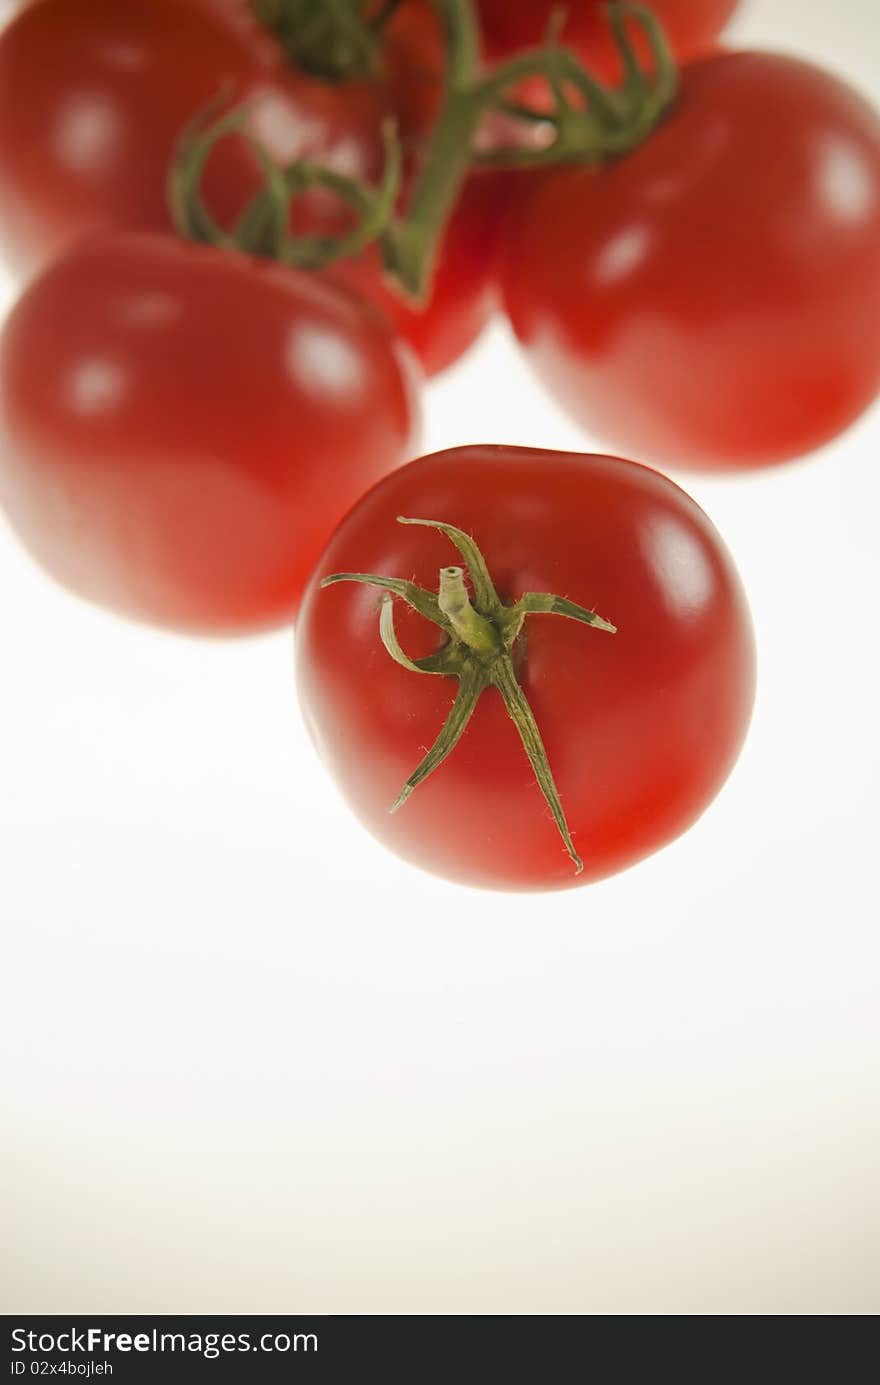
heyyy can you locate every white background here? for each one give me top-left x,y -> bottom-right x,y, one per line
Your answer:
1,1 -> 878,1314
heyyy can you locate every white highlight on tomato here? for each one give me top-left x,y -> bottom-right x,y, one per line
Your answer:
818,131 -> 876,223
592,224 -> 652,287
286,324 -> 365,399
645,516 -> 715,620
69,358 -> 125,415
54,92 -> 119,176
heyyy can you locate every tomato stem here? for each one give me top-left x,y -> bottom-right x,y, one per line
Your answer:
253,0 -> 382,81
437,565 -> 500,651
370,0 -> 404,33
174,2 -> 678,301
378,0 -> 481,296
321,516 -> 617,874
382,1 -> 677,295
473,5 -> 678,169
170,109 -> 402,269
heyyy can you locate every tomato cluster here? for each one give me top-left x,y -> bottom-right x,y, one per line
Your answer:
0,0 -> 876,890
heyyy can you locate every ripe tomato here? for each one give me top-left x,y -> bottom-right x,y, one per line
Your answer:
0,0 -> 441,279
476,0 -> 739,80
503,52 -> 880,471
0,233 -> 421,634
296,445 -> 755,891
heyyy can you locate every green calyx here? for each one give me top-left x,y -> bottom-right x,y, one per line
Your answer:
321,518 -> 617,874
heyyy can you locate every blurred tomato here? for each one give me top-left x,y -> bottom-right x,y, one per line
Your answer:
477,0 -> 739,80
0,0 -> 443,277
0,232 -> 421,631
504,52 -> 880,470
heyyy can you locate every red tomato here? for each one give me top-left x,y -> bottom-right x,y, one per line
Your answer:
503,53 -> 880,471
0,0 -> 441,279
477,0 -> 739,79
296,445 -> 755,891
0,233 -> 421,633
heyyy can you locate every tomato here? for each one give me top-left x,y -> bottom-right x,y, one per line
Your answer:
0,0 -> 441,279
296,445 -> 755,891
326,171 -> 511,377
476,0 -> 739,80
503,53 -> 880,472
0,232 -> 421,633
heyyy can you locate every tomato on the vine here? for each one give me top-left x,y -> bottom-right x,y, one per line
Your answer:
297,445 -> 755,891
0,0 -> 488,373
477,0 -> 740,80
0,232 -> 421,633
503,52 -> 880,471
326,170 -> 510,377
0,0 -> 442,278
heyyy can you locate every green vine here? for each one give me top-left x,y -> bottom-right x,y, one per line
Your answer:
171,2 -> 678,300
252,0 -> 384,81
169,101 -> 402,269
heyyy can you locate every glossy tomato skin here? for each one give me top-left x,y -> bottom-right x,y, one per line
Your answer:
477,0 -> 739,79
0,0 -> 439,279
504,53 -> 880,471
0,0 -> 276,275
297,446 -> 755,891
0,233 -> 421,633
